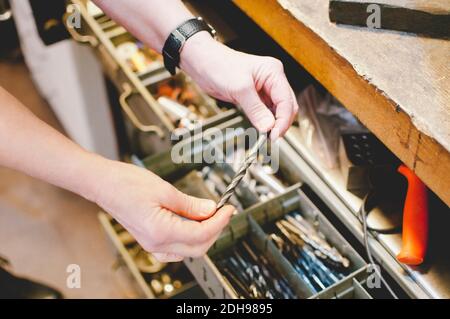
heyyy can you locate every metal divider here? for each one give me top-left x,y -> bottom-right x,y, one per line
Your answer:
311,267 -> 376,299
209,186 -> 302,254
247,216 -> 314,298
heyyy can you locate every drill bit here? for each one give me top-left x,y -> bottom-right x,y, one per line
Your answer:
216,134 -> 268,210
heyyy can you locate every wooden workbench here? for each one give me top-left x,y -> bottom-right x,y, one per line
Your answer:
233,0 -> 450,206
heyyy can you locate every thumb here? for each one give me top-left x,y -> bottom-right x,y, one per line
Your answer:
164,189 -> 217,221
237,88 -> 275,133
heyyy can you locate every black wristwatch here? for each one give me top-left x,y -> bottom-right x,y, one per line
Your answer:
162,17 -> 216,75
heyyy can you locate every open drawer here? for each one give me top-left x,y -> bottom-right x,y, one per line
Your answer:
139,128 -> 391,299
183,186 -> 385,299
65,0 -> 240,156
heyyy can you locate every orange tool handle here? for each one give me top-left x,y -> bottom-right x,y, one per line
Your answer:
396,164 -> 429,265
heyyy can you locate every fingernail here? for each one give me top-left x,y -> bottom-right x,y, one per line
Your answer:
200,200 -> 217,215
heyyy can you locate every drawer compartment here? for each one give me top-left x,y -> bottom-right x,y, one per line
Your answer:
147,73 -> 221,128
185,186 -> 368,299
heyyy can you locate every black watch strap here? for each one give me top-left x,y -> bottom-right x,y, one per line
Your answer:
162,17 -> 215,75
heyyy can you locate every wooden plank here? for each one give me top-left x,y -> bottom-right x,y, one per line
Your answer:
233,0 -> 450,206
329,0 -> 450,38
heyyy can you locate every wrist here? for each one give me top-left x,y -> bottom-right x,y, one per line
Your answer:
179,31 -> 220,74
74,151 -> 116,204
86,157 -> 151,211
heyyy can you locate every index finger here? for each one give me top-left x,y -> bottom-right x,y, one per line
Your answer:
264,73 -> 297,140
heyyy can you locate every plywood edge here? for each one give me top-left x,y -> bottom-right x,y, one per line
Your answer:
233,0 -> 450,206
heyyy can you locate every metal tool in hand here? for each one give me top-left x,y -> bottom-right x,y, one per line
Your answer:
216,134 -> 268,210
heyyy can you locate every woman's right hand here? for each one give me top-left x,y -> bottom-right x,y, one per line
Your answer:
93,160 -> 234,262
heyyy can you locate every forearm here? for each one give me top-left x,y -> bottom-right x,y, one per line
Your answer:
0,87 -> 106,202
93,0 -> 194,52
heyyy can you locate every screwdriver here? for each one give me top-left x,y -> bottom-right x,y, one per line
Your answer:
216,134 -> 268,210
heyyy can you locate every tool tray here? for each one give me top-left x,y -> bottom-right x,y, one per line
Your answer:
185,186 -> 377,299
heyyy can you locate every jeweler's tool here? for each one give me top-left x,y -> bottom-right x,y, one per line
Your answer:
216,134 -> 268,210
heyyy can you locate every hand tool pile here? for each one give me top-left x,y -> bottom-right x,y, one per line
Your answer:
247,163 -> 286,200
201,166 -> 244,212
217,134 -> 268,210
269,212 -> 350,294
116,41 -> 162,74
216,241 -> 297,299
222,139 -> 285,207
154,78 -> 211,130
